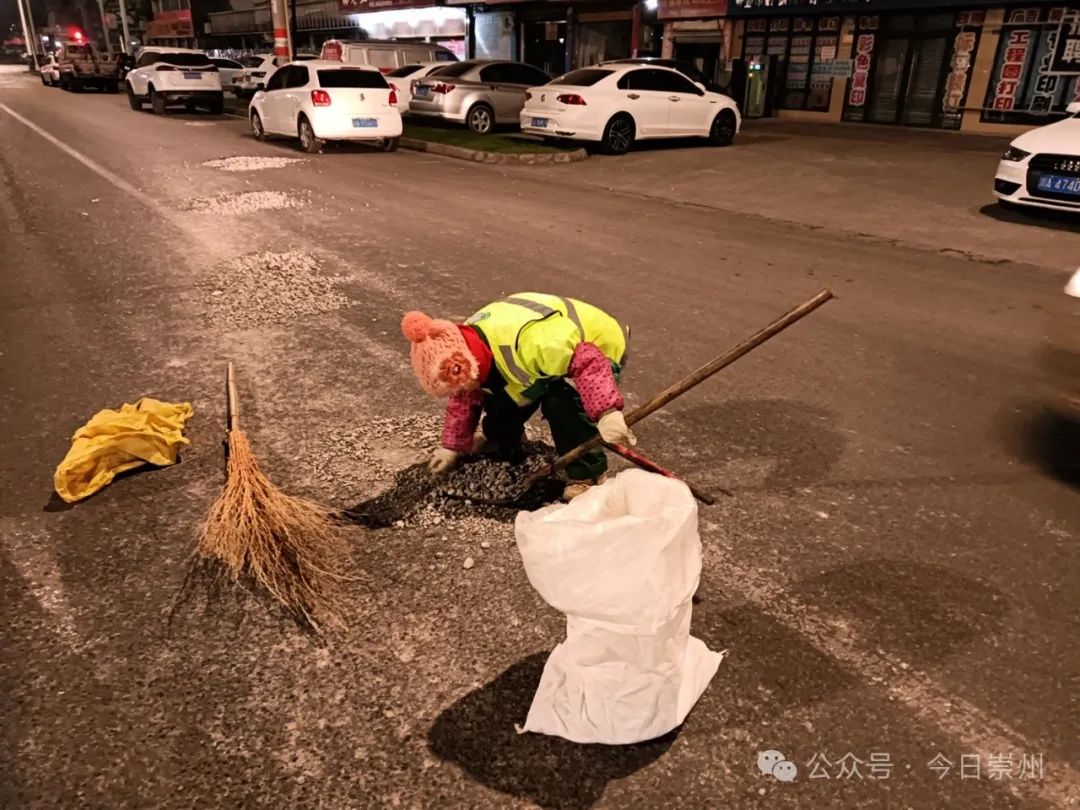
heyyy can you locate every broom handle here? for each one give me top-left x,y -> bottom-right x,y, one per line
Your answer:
536,289 -> 834,480
227,362 -> 240,432
604,442 -> 715,505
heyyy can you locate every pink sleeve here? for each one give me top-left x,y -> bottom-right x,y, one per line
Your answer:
568,342 -> 624,422
441,389 -> 483,452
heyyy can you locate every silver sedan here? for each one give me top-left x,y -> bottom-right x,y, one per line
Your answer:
408,59 -> 551,134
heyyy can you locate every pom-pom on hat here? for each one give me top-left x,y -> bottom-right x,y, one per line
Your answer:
401,311 -> 480,397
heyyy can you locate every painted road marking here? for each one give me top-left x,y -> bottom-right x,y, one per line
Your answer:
0,101 -> 162,214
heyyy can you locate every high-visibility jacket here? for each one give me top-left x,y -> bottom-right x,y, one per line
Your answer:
466,293 -> 627,405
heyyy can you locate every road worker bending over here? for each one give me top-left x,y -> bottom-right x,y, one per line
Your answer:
401,293 -> 636,500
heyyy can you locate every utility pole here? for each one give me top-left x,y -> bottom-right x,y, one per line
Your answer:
270,0 -> 292,65
15,0 -> 39,71
117,0 -> 132,54
95,0 -> 114,57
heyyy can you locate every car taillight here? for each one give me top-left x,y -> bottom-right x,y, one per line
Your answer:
251,71 -> 265,78
431,82 -> 455,94
155,65 -> 176,71
389,87 -> 398,105
557,93 -> 587,105
311,89 -> 331,106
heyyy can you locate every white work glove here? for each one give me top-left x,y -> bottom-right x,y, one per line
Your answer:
428,447 -> 459,476
597,411 -> 637,447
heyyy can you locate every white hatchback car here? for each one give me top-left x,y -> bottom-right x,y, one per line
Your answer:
994,102 -> 1080,213
249,61 -> 403,154
520,64 -> 740,154
126,47 -> 224,115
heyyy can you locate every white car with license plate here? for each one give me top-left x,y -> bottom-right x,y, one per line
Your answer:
126,47 -> 224,115
520,64 -> 740,155
249,61 -> 402,154
994,102 -> 1080,213
211,57 -> 244,91
384,62 -> 447,114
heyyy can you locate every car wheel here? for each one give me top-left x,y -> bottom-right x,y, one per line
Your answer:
250,110 -> 265,141
466,103 -> 494,135
381,136 -> 400,153
40,73 -> 47,85
709,110 -> 736,147
150,87 -> 166,115
298,116 -> 323,154
70,78 -> 82,93
602,114 -> 635,155
126,82 -> 142,110
107,81 -> 119,94
207,94 -> 224,115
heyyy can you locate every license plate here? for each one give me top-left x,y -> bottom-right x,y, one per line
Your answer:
352,118 -> 378,128
415,86 -> 430,97
531,117 -> 548,128
1037,174 -> 1080,196
182,71 -> 201,80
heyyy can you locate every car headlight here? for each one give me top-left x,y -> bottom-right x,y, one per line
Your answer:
1002,146 -> 1030,162
1066,268 -> 1080,298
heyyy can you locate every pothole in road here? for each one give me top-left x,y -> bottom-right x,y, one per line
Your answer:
181,190 -> 306,215
201,155 -> 306,171
200,250 -> 349,329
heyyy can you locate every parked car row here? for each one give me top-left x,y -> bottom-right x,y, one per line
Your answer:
45,39 -> 742,157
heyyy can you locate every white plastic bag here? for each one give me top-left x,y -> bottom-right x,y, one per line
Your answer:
514,469 -> 724,744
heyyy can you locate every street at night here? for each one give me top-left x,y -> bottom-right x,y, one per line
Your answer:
1,41 -> 1079,810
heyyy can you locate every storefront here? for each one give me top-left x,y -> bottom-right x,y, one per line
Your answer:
979,5 -> 1080,126
730,1 -> 1080,133
658,0 -> 732,88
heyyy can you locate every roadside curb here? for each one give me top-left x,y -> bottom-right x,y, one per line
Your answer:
400,137 -> 588,165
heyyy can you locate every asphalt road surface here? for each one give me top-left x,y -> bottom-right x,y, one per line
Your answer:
1,65 -> 1077,809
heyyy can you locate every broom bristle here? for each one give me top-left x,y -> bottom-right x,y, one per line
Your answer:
196,428 -> 349,630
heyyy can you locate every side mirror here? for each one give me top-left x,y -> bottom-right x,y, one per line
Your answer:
1068,101 -> 1080,116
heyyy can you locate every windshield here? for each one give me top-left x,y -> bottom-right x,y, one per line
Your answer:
388,64 -> 424,78
317,69 -> 389,88
549,68 -> 612,87
158,52 -> 213,67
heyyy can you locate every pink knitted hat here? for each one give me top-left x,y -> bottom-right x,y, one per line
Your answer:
401,311 -> 480,397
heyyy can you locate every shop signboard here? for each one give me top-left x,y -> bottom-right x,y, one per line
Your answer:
992,28 -> 1034,110
821,58 -> 852,76
657,0 -> 728,21
1049,8 -> 1080,74
340,0 -> 436,11
847,32 -> 874,107
943,28 -> 977,112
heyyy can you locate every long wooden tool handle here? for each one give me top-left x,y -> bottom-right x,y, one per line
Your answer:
226,361 -> 240,432
605,442 -> 716,505
541,289 -> 834,480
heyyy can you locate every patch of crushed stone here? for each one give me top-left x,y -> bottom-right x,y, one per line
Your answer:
200,250 -> 349,328
201,155 -> 305,172
182,190 -> 306,215
345,443 -> 558,529
184,121 -> 216,127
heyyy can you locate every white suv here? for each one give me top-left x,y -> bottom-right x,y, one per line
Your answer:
126,47 -> 224,115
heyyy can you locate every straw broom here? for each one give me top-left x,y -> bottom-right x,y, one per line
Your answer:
195,363 -> 348,631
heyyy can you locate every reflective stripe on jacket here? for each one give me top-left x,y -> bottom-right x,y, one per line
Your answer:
466,293 -> 627,405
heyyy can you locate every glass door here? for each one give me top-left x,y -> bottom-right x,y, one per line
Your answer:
900,36 -> 948,126
866,37 -> 909,124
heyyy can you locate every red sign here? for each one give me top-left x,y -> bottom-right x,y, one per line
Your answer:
992,29 -> 1032,111
847,33 -> 874,107
657,0 -> 727,21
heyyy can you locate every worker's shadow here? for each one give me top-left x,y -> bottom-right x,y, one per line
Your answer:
428,653 -> 677,810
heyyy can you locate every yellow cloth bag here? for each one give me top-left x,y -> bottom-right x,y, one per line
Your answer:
54,398 -> 195,503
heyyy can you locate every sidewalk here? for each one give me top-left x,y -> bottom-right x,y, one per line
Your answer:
534,118 -> 1080,272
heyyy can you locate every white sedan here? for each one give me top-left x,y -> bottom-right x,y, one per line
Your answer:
520,64 -> 740,155
249,61 -> 402,154
994,101 -> 1080,213
384,62 -> 446,114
